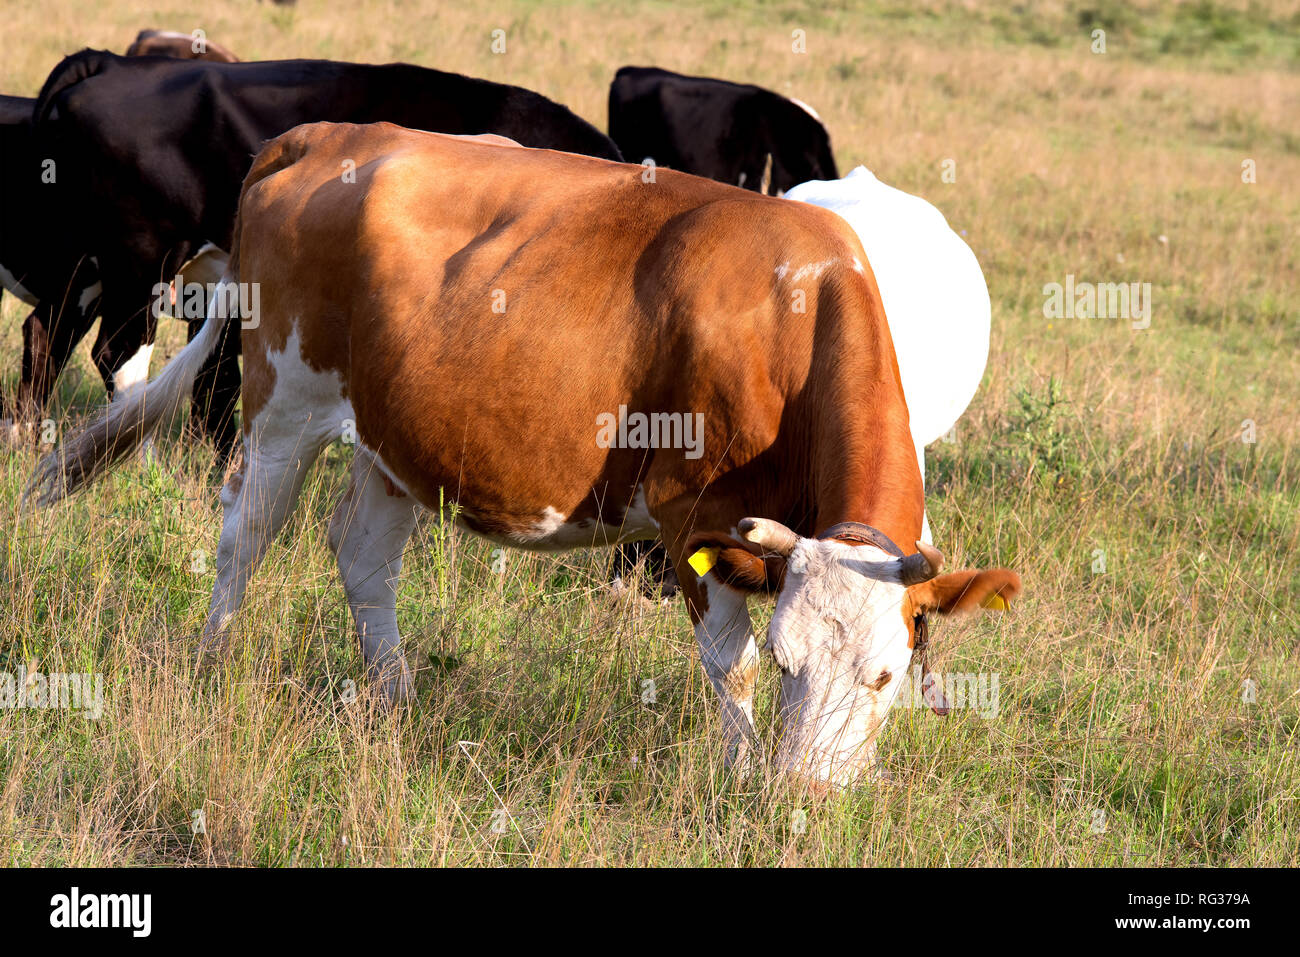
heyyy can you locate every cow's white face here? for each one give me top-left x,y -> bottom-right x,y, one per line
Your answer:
765,536 -> 915,787
689,517 -> 1018,788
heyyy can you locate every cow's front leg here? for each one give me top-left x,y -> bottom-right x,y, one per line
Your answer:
9,298 -> 97,438
685,574 -> 760,772
327,448 -> 419,704
90,305 -> 156,400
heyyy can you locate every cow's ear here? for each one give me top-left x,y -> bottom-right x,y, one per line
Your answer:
906,569 -> 1022,615
683,533 -> 786,593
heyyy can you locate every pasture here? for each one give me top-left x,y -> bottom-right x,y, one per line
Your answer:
1,0 -> 1298,866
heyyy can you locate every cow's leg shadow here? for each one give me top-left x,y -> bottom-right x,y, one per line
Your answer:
327,447 -> 419,704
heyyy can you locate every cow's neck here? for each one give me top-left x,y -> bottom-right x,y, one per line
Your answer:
809,323 -> 925,551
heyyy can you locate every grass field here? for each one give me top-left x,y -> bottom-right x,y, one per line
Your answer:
1,0 -> 1298,866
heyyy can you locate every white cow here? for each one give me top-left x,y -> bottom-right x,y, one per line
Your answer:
787,166 -> 992,541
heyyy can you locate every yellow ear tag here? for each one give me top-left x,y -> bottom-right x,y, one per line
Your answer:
687,547 -> 720,578
981,593 -> 1009,611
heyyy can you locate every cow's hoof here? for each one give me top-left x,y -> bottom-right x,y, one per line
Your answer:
193,633 -> 230,675
0,420 -> 32,450
868,762 -> 898,786
723,740 -> 762,779
606,577 -> 665,613
368,657 -> 413,708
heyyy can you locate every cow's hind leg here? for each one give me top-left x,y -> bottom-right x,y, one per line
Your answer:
197,421 -> 330,667
327,448 -> 419,704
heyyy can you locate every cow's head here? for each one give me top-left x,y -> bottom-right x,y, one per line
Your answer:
688,517 -> 1020,788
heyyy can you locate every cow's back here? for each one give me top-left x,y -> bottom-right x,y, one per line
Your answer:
235,122 -> 890,526
33,51 -> 621,257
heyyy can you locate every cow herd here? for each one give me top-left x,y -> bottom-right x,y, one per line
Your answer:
5,31 -> 1021,787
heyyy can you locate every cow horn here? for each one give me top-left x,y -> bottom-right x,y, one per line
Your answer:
900,541 -> 944,585
759,153 -> 773,195
738,517 -> 798,556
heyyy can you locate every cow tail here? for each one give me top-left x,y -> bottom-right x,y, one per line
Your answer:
25,277 -> 237,507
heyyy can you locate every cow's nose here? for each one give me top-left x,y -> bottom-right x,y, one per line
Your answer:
777,752 -> 866,794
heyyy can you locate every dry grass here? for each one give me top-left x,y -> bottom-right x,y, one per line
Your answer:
1,0 -> 1298,865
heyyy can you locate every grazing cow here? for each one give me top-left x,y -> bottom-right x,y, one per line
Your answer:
17,50 -> 622,454
30,123 -> 1020,787
608,66 -> 837,195
125,29 -> 240,62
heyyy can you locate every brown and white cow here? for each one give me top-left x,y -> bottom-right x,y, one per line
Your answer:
29,122 -> 1021,787
125,30 -> 240,63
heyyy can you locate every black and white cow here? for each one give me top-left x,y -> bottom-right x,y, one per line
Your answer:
18,50 -> 623,452
607,66 -> 837,196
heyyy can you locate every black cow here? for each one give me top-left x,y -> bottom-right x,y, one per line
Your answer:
607,66 -> 837,196
18,50 -> 622,452
0,95 -> 39,315
2,94 -> 109,435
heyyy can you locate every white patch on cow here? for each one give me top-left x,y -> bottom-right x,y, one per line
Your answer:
621,485 -> 659,533
789,97 -> 822,121
200,324 -> 352,661
774,262 -> 790,279
791,258 -> 836,281
532,506 -> 567,538
252,326 -> 354,440
487,485 -> 659,550
851,257 -> 864,274
0,263 -> 38,306
112,342 -> 153,397
767,538 -> 914,787
77,280 -> 103,314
